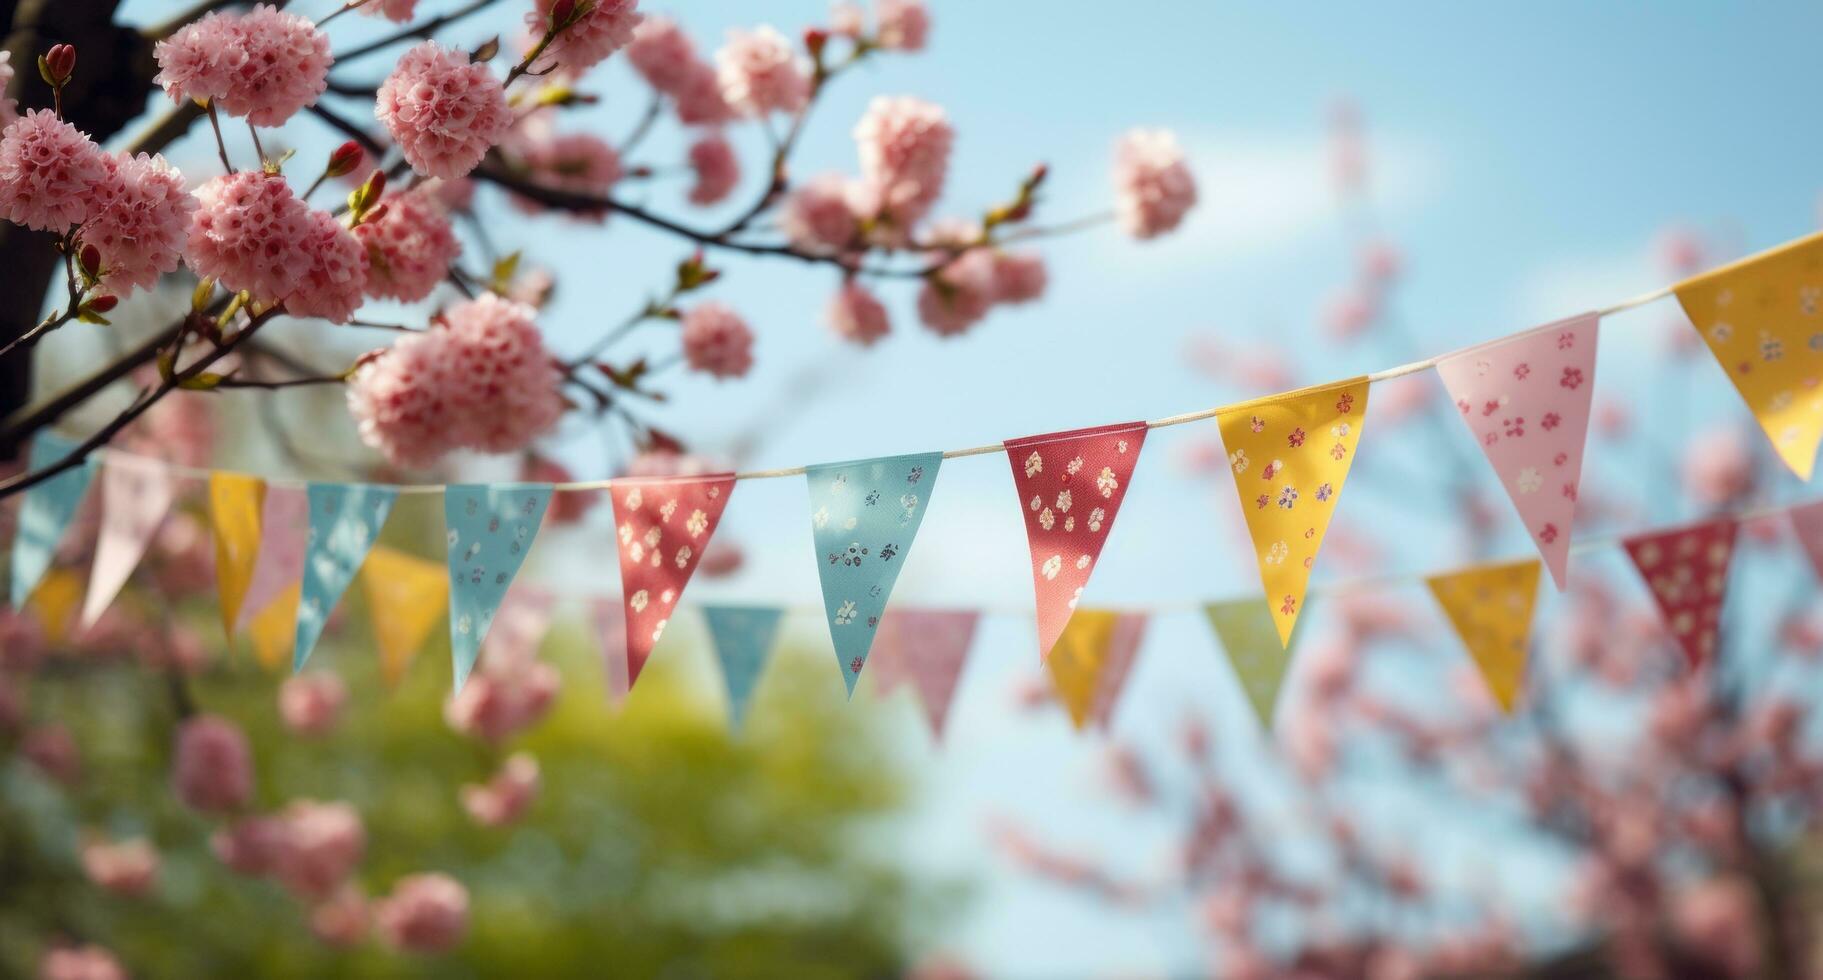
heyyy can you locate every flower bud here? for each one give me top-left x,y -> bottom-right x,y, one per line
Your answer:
325,141 -> 364,179
78,244 -> 102,279
549,0 -> 576,28
804,28 -> 830,59
470,35 -> 501,64
86,295 -> 118,314
40,44 -> 76,86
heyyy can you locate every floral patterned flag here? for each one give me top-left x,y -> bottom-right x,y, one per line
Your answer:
1426,558 -> 1541,713
249,582 -> 303,671
1004,422 -> 1148,662
294,483 -> 397,672
233,485 -> 309,635
1674,231 -> 1823,479
10,432 -> 97,609
609,474 -> 737,686
444,484 -> 551,692
1435,314 -> 1599,590
1045,609 -> 1149,731
870,609 -> 980,739
805,452 -> 943,696
1204,598 -> 1297,731
1789,500 -> 1823,582
1623,518 -> 1739,667
209,472 -> 265,644
591,598 -> 630,705
1217,380 -> 1370,646
702,605 -> 784,729
359,546 -> 448,687
81,455 -> 175,628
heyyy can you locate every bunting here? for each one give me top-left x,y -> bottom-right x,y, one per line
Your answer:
444,484 -> 551,691
591,597 -> 629,704
248,583 -> 302,670
1004,422 -> 1147,662
702,605 -> 784,728
81,456 -> 174,628
1218,380 -> 1370,645
1204,598 -> 1297,731
609,474 -> 736,686
1045,610 -> 1148,731
1790,500 -> 1823,581
9,433 -> 97,609
209,473 -> 265,643
294,483 -> 397,672
871,609 -> 979,739
805,452 -> 942,696
27,568 -> 84,647
1435,315 -> 1599,589
359,546 -> 448,686
233,485 -> 309,635
1426,559 -> 1541,713
1623,518 -> 1739,667
1674,230 -> 1823,480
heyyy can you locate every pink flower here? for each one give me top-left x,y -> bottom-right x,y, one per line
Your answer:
1682,427 -> 1755,507
376,41 -> 513,179
359,0 -> 419,23
280,672 -> 348,737
423,176 -> 476,212
831,3 -> 866,38
153,12 -> 245,106
715,26 -> 810,116
1559,366 -> 1584,390
1113,128 -> 1197,240
0,111 -> 115,232
699,537 -> 746,576
670,62 -> 734,126
990,251 -> 1047,305
916,248 -> 996,337
627,15 -> 698,92
686,133 -> 740,205
853,95 -> 952,228
461,752 -> 541,827
681,302 -> 755,379
185,171 -> 313,303
781,174 -> 861,253
376,873 -> 470,953
876,0 -> 932,50
37,945 -> 126,980
826,282 -> 890,346
444,663 -> 560,742
81,836 -> 160,898
509,125 -> 622,218
529,0 -> 642,74
80,153 -> 196,296
310,884 -> 370,947
346,330 -> 462,468
439,293 -> 565,454
285,209 -> 369,323
354,189 -> 460,302
272,799 -> 366,900
211,815 -> 285,875
223,5 -> 333,126
171,714 -> 254,814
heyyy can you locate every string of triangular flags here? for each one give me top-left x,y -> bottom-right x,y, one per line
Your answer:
7,229 -> 1823,736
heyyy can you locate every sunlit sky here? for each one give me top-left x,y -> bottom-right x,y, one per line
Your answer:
91,1 -> 1823,974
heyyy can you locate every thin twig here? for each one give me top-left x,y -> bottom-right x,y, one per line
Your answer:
333,0 -> 504,65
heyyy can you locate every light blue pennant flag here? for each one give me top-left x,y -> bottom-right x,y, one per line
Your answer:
294,482 -> 397,671
703,605 -> 784,729
445,483 -> 551,691
9,433 -> 98,608
805,452 -> 942,697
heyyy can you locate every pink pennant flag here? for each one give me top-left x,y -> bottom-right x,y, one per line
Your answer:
482,587 -> 555,669
1435,313 -> 1600,589
591,597 -> 629,704
1003,421 -> 1148,661
871,609 -> 979,738
609,474 -> 737,686
1088,613 -> 1148,730
81,456 -> 176,627
1623,518 -> 1739,667
1791,500 -> 1823,582
233,486 -> 309,635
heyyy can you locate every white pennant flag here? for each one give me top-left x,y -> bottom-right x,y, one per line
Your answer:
81,455 -> 175,627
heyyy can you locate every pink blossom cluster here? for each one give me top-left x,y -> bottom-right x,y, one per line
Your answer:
374,872 -> 470,953
210,800 -> 365,901
172,714 -> 254,814
352,189 -> 462,303
153,5 -> 332,127
626,17 -> 733,126
680,302 -> 755,379
830,0 -> 932,51
461,752 -> 541,827
914,247 -> 1047,337
185,171 -> 368,322
716,27 -> 811,117
82,154 -> 199,296
37,945 -> 126,980
853,96 -> 953,230
376,42 -> 513,180
507,124 -> 623,218
80,835 -> 160,898
0,111 -> 114,232
359,0 -> 420,24
687,133 -> 741,205
1112,128 -> 1197,240
443,649 -> 560,743
279,672 -> 348,737
528,0 -> 643,75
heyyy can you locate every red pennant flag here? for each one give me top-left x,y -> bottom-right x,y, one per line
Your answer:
1623,518 -> 1739,667
1088,613 -> 1148,730
1791,500 -> 1823,582
609,474 -> 736,685
1004,421 -> 1147,661
871,609 -> 979,739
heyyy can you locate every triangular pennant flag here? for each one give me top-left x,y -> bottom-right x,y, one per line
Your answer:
1045,609 -> 1148,731
209,472 -> 265,643
1426,559 -> 1541,713
1435,315 -> 1598,589
444,484 -> 551,691
591,597 -> 630,705
1004,422 -> 1147,662
1623,518 -> 1739,667
294,483 -> 396,672
805,452 -> 942,696
10,433 -> 97,608
609,474 -> 736,687
1790,500 -> 1823,581
248,582 -> 302,670
702,605 -> 783,729
359,546 -> 449,686
1674,231 -> 1823,479
28,568 -> 84,647
871,609 -> 979,739
1204,598 -> 1296,731
81,455 -> 175,627
233,485 -> 309,635
1217,380 -> 1370,646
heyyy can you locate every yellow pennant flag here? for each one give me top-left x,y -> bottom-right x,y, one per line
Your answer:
28,567 -> 85,646
1426,558 -> 1540,713
1044,610 -> 1148,731
359,546 -> 448,687
1217,379 -> 1370,646
209,473 -> 265,643
247,582 -> 302,671
1674,231 -> 1823,479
